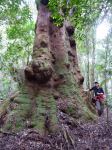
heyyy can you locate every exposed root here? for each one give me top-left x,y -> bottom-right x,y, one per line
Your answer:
0,109 -> 112,150
62,124 -> 69,149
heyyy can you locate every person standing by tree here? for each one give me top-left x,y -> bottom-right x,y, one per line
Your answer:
90,82 -> 105,116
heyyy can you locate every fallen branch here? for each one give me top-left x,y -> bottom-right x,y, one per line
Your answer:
0,130 -> 16,136
66,127 -> 75,149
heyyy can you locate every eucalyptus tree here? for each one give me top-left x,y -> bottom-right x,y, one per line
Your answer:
0,0 -> 112,135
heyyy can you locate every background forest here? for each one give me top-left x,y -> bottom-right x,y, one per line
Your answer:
0,0 -> 112,106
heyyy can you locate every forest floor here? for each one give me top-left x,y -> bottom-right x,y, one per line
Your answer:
0,108 -> 112,150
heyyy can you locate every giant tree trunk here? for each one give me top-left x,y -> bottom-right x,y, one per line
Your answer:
0,2 -> 96,135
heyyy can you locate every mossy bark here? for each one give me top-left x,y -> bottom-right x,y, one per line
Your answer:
0,3 -> 96,135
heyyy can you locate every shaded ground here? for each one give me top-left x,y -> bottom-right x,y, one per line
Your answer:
0,108 -> 112,150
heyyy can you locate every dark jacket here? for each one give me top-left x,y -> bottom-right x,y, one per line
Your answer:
90,86 -> 104,96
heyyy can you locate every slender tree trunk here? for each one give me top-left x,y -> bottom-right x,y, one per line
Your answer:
104,38 -> 109,125
111,78 -> 112,94
85,31 -> 90,89
91,26 -> 96,87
